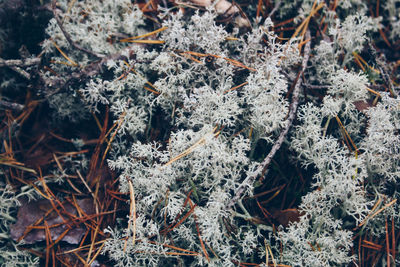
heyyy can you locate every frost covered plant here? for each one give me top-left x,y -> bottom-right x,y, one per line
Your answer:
36,0 -> 400,266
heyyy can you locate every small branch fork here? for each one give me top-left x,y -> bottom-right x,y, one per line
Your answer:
227,30 -> 312,210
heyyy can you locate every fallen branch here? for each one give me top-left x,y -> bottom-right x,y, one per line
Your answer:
227,30 -> 312,210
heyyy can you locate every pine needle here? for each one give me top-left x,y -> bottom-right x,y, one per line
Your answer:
120,26 -> 168,42
163,127 -> 219,167
52,41 -> 78,67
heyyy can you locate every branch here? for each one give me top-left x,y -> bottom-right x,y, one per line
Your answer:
51,0 -> 104,59
267,0 -> 281,19
0,99 -> 24,111
0,57 -> 41,68
41,44 -> 137,95
0,57 -> 41,79
227,31 -> 312,210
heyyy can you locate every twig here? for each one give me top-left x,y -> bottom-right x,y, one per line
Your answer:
377,65 -> 397,97
0,57 -> 38,79
51,0 -> 104,59
10,66 -> 31,79
227,30 -> 312,210
267,0 -> 281,19
0,57 -> 41,67
41,38 -> 148,96
303,83 -> 329,90
0,99 -> 24,111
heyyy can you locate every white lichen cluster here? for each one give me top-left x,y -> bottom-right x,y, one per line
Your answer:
32,0 -> 400,266
0,184 -> 39,266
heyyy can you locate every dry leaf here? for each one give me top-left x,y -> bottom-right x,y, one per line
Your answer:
10,198 -> 95,244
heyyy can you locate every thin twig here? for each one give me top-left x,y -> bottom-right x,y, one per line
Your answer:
227,30 -> 312,210
377,65 -> 397,97
0,57 -> 41,67
51,0 -> 104,59
41,42 -> 141,96
0,99 -> 24,111
9,66 -> 31,79
267,0 -> 281,19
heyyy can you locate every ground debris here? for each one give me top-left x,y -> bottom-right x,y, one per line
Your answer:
10,198 -> 95,244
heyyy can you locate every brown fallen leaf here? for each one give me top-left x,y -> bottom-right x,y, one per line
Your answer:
271,208 -> 302,227
353,100 -> 373,113
10,198 -> 95,244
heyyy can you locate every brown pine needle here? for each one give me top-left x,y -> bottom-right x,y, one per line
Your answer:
161,203 -> 197,235
88,241 -> 106,266
256,0 -> 263,18
180,51 -> 256,71
120,26 -> 168,42
183,51 -> 208,57
365,86 -> 382,97
48,228 -> 70,250
77,171 -> 96,201
163,127 -> 219,167
122,39 -> 165,44
223,81 -> 248,94
44,220 -> 51,267
144,86 -> 161,95
352,52 -> 380,74
147,240 -> 199,255
86,223 -> 100,263
379,28 -> 392,48
91,111 -> 103,133
120,61 -> 161,94
189,199 -> 209,262
163,252 -> 198,256
29,183 -> 51,200
101,111 -> 126,163
357,199 -> 397,228
0,161 -> 37,174
223,57 -> 257,71
266,243 -> 277,267
73,251 -> 87,265
57,240 -> 107,255
392,217 -> 396,262
386,217 -> 391,267
362,240 -> 382,250
52,41 -> 78,67
292,1 -> 324,42
180,53 -> 203,63
274,18 -> 295,28
335,115 -> 359,153
354,56 -> 366,72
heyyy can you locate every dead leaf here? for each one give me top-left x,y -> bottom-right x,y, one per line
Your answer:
271,208 -> 301,227
10,198 -> 95,244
